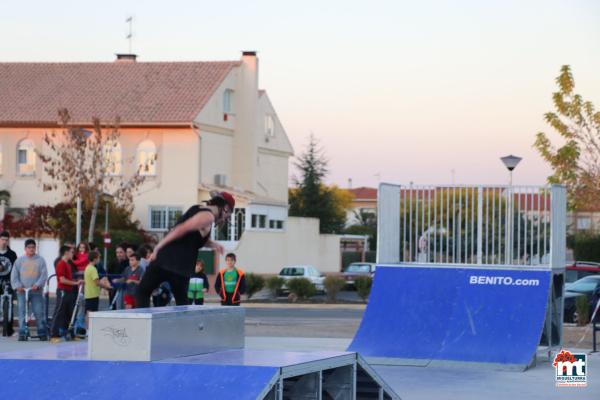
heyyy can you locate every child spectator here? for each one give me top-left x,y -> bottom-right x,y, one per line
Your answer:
72,242 -> 89,273
215,253 -> 246,306
88,242 -> 107,278
122,253 -> 144,309
84,251 -> 112,324
188,259 -> 209,305
50,245 -> 81,342
138,244 -> 153,271
10,239 -> 49,341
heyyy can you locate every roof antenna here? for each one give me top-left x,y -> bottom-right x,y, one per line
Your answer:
126,16 -> 133,53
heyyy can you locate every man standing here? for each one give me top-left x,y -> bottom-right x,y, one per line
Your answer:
107,244 -> 128,309
10,239 -> 48,341
0,231 -> 17,336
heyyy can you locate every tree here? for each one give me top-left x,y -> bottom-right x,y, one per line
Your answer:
289,135 -> 349,234
3,202 -> 155,259
534,65 -> 600,210
36,109 -> 156,242
345,209 -> 377,251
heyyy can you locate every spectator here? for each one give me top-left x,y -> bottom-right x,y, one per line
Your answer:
188,259 -> 209,305
88,242 -> 107,278
84,251 -> 111,326
72,242 -> 89,273
107,244 -> 128,309
125,244 -> 137,259
138,244 -> 153,271
72,242 -> 89,336
121,253 -> 143,309
10,239 -> 48,341
0,231 -> 17,336
50,245 -> 81,342
214,253 -> 246,306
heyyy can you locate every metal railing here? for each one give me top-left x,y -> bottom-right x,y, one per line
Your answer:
378,184 -> 567,269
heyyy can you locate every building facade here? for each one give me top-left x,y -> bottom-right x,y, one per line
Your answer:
0,52 -> 346,275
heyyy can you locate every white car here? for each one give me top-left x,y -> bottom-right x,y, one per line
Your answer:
278,265 -> 326,293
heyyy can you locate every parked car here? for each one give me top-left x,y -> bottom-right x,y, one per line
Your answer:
278,265 -> 326,293
342,262 -> 376,289
565,261 -> 600,283
563,275 -> 600,323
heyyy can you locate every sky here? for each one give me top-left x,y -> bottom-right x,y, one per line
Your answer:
2,0 -> 599,188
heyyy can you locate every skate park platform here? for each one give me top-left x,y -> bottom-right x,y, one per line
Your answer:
0,306 -> 400,400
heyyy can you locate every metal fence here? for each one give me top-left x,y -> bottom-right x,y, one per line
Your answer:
378,184 -> 567,269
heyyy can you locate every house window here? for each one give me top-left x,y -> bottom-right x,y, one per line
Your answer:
265,115 -> 274,137
577,217 -> 592,230
214,208 -> 246,241
251,214 -> 267,229
104,140 -> 122,176
150,206 -> 182,231
17,139 -> 36,176
223,89 -> 233,114
137,140 -> 157,176
269,219 -> 284,230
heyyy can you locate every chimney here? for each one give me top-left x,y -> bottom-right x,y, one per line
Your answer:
348,178 -> 353,189
115,53 -> 138,63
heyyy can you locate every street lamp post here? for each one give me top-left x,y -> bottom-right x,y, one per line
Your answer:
102,193 -> 114,270
500,155 -> 522,186
500,155 -> 522,264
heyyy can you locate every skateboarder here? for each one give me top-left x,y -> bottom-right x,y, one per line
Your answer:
135,192 -> 234,307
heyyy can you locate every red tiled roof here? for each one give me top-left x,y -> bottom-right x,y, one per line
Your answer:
348,187 -> 377,200
0,61 -> 240,125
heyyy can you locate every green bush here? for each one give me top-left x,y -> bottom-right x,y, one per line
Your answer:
575,296 -> 590,326
266,276 -> 285,298
355,276 -> 373,303
572,233 -> 600,262
245,273 -> 265,300
286,277 -> 316,300
324,275 -> 346,302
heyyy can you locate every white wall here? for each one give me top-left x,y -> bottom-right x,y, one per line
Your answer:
230,216 -> 342,274
11,238 -> 60,293
199,131 -> 233,186
256,150 -> 290,203
131,129 -> 199,230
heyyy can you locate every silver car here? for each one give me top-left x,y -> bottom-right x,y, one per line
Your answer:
279,265 -> 326,293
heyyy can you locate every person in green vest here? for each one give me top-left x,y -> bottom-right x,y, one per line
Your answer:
188,259 -> 209,305
214,253 -> 246,306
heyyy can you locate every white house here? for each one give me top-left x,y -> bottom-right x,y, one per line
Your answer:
0,51 -> 343,275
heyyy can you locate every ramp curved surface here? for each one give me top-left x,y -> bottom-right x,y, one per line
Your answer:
348,265 -> 551,369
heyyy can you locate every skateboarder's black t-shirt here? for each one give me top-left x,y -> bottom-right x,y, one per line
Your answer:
153,205 -> 212,278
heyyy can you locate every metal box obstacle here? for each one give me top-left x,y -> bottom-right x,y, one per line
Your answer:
350,183 -> 567,370
88,305 -> 244,361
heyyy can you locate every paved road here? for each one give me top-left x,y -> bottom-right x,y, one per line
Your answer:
245,305 -> 364,338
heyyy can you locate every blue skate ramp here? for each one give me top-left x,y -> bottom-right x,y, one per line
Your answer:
348,265 -> 551,370
0,359 -> 278,400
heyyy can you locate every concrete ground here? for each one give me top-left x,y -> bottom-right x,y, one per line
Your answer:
2,300 -> 599,399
